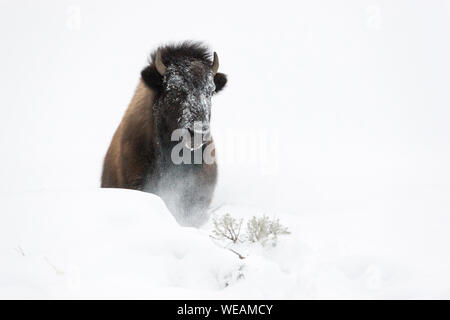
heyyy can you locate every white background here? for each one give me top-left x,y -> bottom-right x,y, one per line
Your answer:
1,0 -> 450,298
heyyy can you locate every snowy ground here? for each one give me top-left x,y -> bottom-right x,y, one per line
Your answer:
1,187 -> 450,299
1,1 -> 450,299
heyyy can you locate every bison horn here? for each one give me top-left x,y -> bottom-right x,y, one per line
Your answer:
212,52 -> 219,75
155,48 -> 167,76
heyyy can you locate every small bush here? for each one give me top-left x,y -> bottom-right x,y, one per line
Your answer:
212,213 -> 243,243
211,213 -> 290,247
246,215 -> 290,246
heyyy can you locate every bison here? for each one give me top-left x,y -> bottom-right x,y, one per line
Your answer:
101,41 -> 227,226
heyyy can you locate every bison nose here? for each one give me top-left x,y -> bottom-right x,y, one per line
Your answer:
185,127 -> 209,151
196,127 -> 210,139
190,125 -> 211,140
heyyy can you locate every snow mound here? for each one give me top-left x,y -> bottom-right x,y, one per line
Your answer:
0,189 -> 241,299
1,189 -> 450,299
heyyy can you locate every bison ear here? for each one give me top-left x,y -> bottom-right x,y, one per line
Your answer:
141,65 -> 163,91
214,72 -> 227,93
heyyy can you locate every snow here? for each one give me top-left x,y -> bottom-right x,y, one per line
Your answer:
1,0 -> 450,299
1,189 -> 450,299
0,189 -> 239,299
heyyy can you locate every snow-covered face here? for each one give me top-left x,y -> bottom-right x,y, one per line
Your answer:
159,59 -> 215,145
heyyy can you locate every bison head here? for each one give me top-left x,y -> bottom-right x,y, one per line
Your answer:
141,42 -> 227,151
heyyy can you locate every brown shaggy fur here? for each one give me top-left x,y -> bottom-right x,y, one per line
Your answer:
101,42 -> 226,226
101,80 -> 156,190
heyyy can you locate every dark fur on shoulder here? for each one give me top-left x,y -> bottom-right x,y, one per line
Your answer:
141,41 -> 227,93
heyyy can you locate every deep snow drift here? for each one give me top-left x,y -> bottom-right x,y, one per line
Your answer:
1,188 -> 450,299
0,189 -> 241,299
1,0 -> 450,299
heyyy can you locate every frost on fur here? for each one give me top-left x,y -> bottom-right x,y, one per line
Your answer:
246,215 -> 290,247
